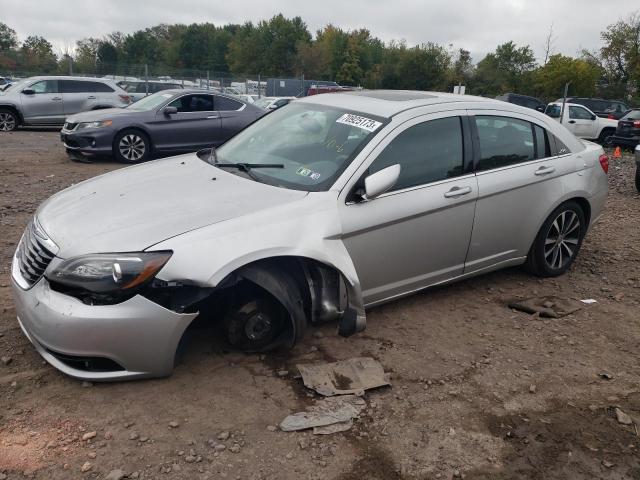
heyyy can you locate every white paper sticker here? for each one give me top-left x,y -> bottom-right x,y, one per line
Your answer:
336,114 -> 382,132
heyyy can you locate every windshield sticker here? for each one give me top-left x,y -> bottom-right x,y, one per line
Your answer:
296,167 -> 321,180
336,113 -> 382,132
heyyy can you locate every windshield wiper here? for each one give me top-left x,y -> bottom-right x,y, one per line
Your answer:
214,163 -> 284,171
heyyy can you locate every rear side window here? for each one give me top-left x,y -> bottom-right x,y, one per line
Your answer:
569,106 -> 593,120
90,82 -> 114,93
533,125 -> 551,158
475,116 -> 534,171
369,116 -> 464,191
621,110 -> 640,121
215,96 -> 243,111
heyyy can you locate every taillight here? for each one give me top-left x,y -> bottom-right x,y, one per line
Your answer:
119,94 -> 131,104
599,154 -> 609,174
633,120 -> 640,128
607,114 -> 614,119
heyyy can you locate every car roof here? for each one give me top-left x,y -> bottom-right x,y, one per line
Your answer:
24,76 -> 115,83
298,90 -> 508,118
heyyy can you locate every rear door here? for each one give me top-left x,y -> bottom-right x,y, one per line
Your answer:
465,112 -> 574,273
151,93 -> 221,151
60,80 -> 92,116
19,79 -> 64,124
567,105 -> 598,139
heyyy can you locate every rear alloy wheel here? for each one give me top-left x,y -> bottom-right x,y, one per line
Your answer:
114,130 -> 150,163
0,109 -> 18,132
525,201 -> 586,277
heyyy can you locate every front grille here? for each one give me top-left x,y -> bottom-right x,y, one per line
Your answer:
16,221 -> 55,287
63,122 -> 78,131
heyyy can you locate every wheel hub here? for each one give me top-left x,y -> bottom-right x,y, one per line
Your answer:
244,313 -> 273,341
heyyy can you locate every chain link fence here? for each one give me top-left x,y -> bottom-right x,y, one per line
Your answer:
3,62 -> 351,99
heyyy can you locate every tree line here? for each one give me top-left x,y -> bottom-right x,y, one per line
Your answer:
0,11 -> 639,102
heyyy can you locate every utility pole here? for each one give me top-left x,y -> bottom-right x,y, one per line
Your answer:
560,81 -> 571,124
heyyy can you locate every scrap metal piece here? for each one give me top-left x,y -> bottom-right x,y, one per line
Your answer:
297,357 -> 390,396
508,296 -> 582,318
279,403 -> 359,432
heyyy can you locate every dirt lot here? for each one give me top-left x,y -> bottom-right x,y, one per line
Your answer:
1,130 -> 639,480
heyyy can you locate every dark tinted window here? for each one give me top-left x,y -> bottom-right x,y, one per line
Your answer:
545,104 -> 561,118
369,116 -> 464,191
533,125 -> 551,158
30,80 -> 58,94
621,109 -> 640,121
168,94 -> 214,112
475,116 -> 535,171
90,81 -> 114,92
215,96 -> 243,111
569,106 -> 593,120
60,80 -> 88,93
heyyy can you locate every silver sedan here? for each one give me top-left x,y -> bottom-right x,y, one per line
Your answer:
11,90 -> 609,381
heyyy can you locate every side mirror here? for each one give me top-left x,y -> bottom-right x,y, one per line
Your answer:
364,164 -> 401,200
22,88 -> 35,95
163,106 -> 178,115
591,114 -> 597,120
536,105 -> 545,112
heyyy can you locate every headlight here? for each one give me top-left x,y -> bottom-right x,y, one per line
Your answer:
47,251 -> 172,304
77,120 -> 113,130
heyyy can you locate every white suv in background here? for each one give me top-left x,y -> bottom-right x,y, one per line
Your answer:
545,102 -> 619,143
0,76 -> 131,131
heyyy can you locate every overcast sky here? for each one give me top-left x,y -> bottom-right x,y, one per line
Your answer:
0,0 -> 637,63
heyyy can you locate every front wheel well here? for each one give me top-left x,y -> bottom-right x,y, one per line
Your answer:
0,105 -> 23,125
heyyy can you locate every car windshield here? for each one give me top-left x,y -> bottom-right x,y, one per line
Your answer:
621,110 -> 640,121
254,98 -> 274,108
3,79 -> 29,92
127,91 -> 175,110
212,102 -> 387,191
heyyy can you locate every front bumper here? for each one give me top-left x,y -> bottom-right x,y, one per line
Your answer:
11,262 -> 198,381
60,128 -> 115,157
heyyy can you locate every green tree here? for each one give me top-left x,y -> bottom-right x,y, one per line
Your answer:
535,54 -> 601,100
74,37 -> 100,72
21,35 -> 57,72
0,22 -> 18,50
474,41 -> 536,95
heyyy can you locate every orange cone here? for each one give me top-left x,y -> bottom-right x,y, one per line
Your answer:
613,146 -> 621,158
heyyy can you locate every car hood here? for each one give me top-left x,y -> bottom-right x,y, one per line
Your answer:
66,107 -> 139,122
36,154 -> 308,258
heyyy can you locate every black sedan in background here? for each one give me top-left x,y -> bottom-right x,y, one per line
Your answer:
610,109 -> 640,149
60,89 -> 265,163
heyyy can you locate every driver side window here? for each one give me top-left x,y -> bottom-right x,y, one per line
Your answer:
368,116 -> 464,192
569,106 -> 593,120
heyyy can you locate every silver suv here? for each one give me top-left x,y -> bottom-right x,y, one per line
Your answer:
0,76 -> 131,131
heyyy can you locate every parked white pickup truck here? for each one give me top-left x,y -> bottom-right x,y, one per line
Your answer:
545,102 -> 618,143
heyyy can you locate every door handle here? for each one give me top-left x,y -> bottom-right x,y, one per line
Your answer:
87,95 -> 96,99
534,166 -> 556,176
444,186 -> 472,198
207,114 -> 219,119
51,97 -> 62,101
568,120 -> 576,124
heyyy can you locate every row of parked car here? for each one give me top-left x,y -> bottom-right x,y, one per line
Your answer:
0,75 -> 299,162
498,92 -> 640,149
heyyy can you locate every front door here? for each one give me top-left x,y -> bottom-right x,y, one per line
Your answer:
567,105 -> 598,139
151,93 -> 221,151
19,79 -> 64,124
339,113 -> 478,305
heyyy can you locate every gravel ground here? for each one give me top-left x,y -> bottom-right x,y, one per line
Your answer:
1,130 -> 639,480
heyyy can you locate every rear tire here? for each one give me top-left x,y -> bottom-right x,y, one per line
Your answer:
0,108 -> 18,132
525,201 -> 586,277
113,129 -> 150,163
635,166 -> 640,193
